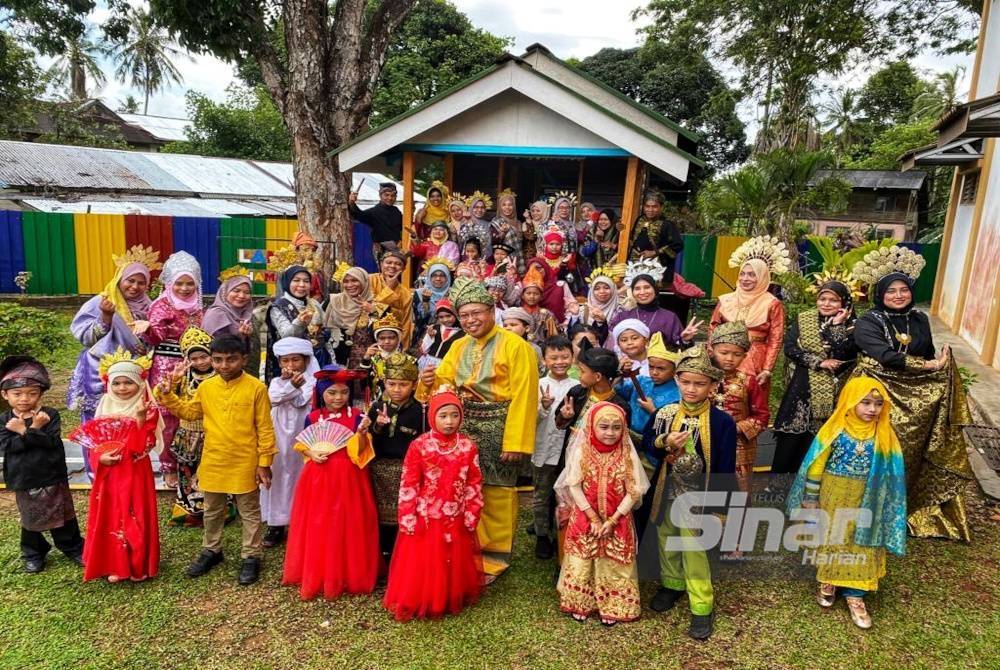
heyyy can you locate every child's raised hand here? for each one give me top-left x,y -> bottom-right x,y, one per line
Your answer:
365,344 -> 380,358
131,319 -> 151,336
540,384 -> 554,410
5,416 -> 27,435
280,366 -> 293,380
638,397 -> 655,415
559,395 -> 575,420
619,356 -> 633,372
358,415 -> 372,432
290,371 -> 305,388
169,360 -> 190,385
376,405 -> 391,425
30,410 -> 51,430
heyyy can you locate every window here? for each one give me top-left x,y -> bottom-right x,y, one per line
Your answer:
961,171 -> 980,205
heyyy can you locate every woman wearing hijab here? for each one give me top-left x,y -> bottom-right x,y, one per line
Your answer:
709,257 -> 785,392
325,266 -> 379,368
772,276 -> 859,476
413,182 -> 450,241
202,269 -> 259,371
850,246 -> 973,542
146,251 -> 204,482
369,251 -> 415,350
522,200 -> 550,261
458,194 -> 494,261
415,260 -> 454,330
548,197 -> 578,257
68,247 -> 160,432
491,191 -> 525,275
265,265 -> 326,382
611,273 -> 696,348
581,208 -> 622,269
579,270 -> 623,347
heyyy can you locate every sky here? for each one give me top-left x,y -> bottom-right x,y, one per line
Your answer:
45,0 -> 976,135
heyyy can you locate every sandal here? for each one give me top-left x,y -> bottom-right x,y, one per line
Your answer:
571,613 -> 588,623
600,617 -> 617,627
816,583 -> 836,608
846,597 -> 872,629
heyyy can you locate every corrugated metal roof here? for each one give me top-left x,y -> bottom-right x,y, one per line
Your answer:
117,113 -> 191,142
0,141 -> 154,190
142,152 -> 295,197
817,170 -> 927,190
20,197 -> 300,218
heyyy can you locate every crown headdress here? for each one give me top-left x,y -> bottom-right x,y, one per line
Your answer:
98,347 -> 152,379
332,261 -> 352,284
464,190 -> 494,211
547,191 -> 578,207
624,258 -> 666,287
806,268 -> 863,302
423,256 -> 456,273
372,312 -> 402,334
113,245 -> 163,272
851,245 -> 926,286
728,235 -> 792,276
498,187 -> 516,200
383,352 -> 419,381
219,265 -> 252,282
429,180 -> 449,198
266,245 -> 300,273
586,263 -> 627,285
180,327 -> 213,355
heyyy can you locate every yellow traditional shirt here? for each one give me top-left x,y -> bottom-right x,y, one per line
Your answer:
418,325 -> 539,454
155,372 -> 277,494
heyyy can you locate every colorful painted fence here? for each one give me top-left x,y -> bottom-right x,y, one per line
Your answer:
2,212 -> 941,303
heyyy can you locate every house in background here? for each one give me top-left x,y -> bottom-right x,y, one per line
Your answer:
902,0 -> 1000,368
812,169 -> 928,241
18,99 -> 191,152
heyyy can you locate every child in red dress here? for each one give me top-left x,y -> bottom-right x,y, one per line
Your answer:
383,390 -> 484,621
80,349 -> 164,583
282,366 -> 380,600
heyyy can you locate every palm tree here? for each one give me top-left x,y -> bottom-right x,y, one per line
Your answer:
912,67 -> 966,121
46,34 -> 107,101
110,9 -> 187,114
821,88 -> 863,160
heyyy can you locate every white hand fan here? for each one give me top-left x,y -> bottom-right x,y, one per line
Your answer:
294,419 -> 355,455
68,415 -> 137,454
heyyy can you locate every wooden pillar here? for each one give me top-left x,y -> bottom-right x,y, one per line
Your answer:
617,157 -> 643,263
402,150 -> 416,286
930,167 -> 964,319
443,154 -> 455,192
496,157 -> 506,196
576,159 -> 585,217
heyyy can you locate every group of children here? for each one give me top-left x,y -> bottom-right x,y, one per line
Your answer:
1,309 -> 907,633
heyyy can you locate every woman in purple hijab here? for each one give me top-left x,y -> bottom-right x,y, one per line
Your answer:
201,269 -> 260,373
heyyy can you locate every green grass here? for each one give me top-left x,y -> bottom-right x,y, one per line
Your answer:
1,490 -> 998,670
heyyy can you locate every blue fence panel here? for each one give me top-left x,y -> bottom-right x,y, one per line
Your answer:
172,217 -> 222,295
0,211 -> 26,293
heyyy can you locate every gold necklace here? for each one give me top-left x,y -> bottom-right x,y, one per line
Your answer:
889,313 -> 912,351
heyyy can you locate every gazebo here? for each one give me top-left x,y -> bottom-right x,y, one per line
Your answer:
332,44 -> 704,261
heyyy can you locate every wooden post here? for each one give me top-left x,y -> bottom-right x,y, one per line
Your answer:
576,159 -> 585,218
443,154 -> 455,193
402,150 -> 416,287
497,157 -> 506,196
617,156 -> 642,263
930,167 -> 964,320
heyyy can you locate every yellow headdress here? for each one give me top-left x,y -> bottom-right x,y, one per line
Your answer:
728,235 -> 792,276
372,312 -> 402,336
423,256 -> 456,274
587,263 -> 627,286
98,346 -> 152,381
806,267 -> 863,302
102,245 -> 163,326
383,352 -> 419,381
464,190 -> 494,211
851,245 -> 926,287
647,332 -> 680,363
266,245 -> 299,274
219,265 -> 252,283
180,326 -> 213,356
332,261 -> 352,284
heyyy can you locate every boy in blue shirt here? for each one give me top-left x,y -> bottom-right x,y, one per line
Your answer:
615,333 -> 679,470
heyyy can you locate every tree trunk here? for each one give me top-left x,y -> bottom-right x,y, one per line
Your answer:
70,58 -> 86,100
289,129 -> 354,267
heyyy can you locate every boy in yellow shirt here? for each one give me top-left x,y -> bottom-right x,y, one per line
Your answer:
156,335 -> 277,586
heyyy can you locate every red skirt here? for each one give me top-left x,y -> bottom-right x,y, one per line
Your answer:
83,455 -> 160,582
383,520 -> 484,621
282,451 -> 380,600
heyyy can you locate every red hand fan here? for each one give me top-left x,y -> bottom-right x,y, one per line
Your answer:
68,415 -> 137,455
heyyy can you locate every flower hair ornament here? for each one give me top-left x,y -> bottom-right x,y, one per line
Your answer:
219,265 -> 252,282
623,258 -> 666,287
851,245 -> 926,287
546,191 -> 578,208
728,235 -> 792,276
464,190 -> 494,211
113,245 -> 163,272
98,347 -> 152,382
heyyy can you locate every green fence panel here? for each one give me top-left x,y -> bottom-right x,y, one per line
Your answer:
914,242 -> 940,304
680,234 -> 717,293
21,212 -> 78,295
219,217 -> 267,295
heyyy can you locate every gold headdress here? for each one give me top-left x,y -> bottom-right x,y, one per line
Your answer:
98,346 -> 152,380
372,312 -> 402,335
624,258 -> 666,287
498,187 -> 516,200
332,261 -> 352,284
113,245 -> 163,272
219,265 -> 252,283
547,191 -> 578,208
851,245 -> 926,287
709,320 -> 750,351
423,256 -> 456,274
675,345 -> 723,382
728,235 -> 792,276
266,245 -> 299,273
806,268 -> 863,302
464,190 -> 494,211
383,352 -> 419,381
180,326 -> 213,356
429,180 -> 450,199
586,263 -> 627,286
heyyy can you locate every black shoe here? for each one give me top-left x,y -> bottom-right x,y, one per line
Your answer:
66,553 -> 85,567
688,613 -> 715,640
650,587 -> 685,613
262,526 -> 285,549
535,535 -> 554,560
23,557 -> 45,574
186,549 -> 223,577
238,557 -> 261,586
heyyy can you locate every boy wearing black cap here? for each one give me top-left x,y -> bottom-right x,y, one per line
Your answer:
0,356 -> 85,573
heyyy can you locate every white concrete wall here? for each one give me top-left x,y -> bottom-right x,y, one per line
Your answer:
960,141 -> 1000,353
939,198 -> 975,325
410,92 -> 619,150
974,0 -> 1000,97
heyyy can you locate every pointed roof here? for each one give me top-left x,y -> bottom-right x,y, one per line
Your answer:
332,45 -> 702,182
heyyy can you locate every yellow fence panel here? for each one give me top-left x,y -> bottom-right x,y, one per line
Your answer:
265,218 -> 301,294
710,235 -> 748,299
74,213 -> 127,295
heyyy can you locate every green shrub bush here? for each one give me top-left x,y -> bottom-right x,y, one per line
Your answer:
0,303 -> 68,362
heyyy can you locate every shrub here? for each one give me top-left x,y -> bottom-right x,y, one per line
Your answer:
0,303 -> 68,362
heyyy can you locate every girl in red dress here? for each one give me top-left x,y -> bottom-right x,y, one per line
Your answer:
282,366 -> 381,600
383,390 -> 484,621
81,350 -> 164,583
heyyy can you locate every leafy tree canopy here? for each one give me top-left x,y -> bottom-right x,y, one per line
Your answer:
0,31 -> 45,137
